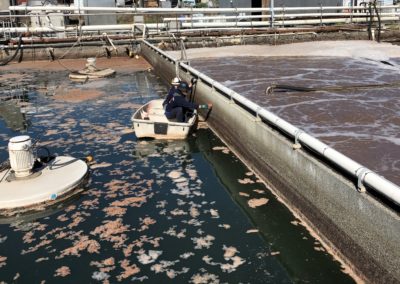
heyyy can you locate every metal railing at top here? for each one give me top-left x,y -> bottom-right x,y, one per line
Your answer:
141,39 -> 400,207
0,5 -> 397,36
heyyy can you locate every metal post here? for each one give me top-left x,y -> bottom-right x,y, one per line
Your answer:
350,0 -> 354,23
319,2 -> 323,26
270,0 -> 274,28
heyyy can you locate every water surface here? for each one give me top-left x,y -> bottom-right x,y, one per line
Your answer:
192,56 -> 400,186
0,67 -> 355,283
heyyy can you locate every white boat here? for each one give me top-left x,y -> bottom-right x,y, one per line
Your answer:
131,99 -> 197,139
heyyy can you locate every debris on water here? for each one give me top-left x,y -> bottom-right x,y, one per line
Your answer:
218,224 -> 231,229
209,209 -> 220,218
164,226 -> 187,238
137,250 -> 162,265
246,229 -> 259,234
212,146 -> 230,154
180,252 -> 195,259
117,259 -> 140,281
53,89 -> 104,102
190,272 -> 220,284
13,273 -> 20,281
238,178 -> 255,184
0,235 -> 7,243
291,220 -> 301,226
54,266 -> 71,277
223,245 -> 238,259
168,170 -> 182,179
92,271 -> 110,281
192,235 -> 215,249
0,256 -> 7,268
248,198 -> 269,208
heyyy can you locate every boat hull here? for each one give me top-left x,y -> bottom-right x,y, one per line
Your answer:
131,99 -> 197,139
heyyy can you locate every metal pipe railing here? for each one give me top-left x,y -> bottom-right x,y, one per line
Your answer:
7,5 -> 400,14
142,39 -> 400,206
163,12 -> 398,22
0,23 -> 148,38
0,4 -> 396,36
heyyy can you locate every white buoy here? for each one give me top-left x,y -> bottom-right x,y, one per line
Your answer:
0,136 -> 89,216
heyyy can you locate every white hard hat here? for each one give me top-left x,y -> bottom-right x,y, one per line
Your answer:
171,77 -> 180,85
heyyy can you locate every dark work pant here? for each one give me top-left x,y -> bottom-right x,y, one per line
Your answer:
165,107 -> 184,122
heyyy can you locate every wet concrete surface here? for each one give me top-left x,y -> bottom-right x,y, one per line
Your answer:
0,59 -> 355,283
185,42 -> 400,186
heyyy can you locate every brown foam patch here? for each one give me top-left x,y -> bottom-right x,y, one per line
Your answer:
54,88 -> 104,102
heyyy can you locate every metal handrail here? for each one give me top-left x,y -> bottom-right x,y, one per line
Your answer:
7,5 -> 400,13
142,39 -> 400,206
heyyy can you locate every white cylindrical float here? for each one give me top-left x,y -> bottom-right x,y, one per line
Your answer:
8,135 -> 35,178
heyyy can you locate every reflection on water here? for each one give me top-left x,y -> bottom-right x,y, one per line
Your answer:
0,68 -> 354,283
192,56 -> 400,186
0,79 -> 31,131
0,101 -> 29,131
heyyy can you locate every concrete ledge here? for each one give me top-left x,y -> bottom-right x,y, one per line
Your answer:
141,42 -> 400,283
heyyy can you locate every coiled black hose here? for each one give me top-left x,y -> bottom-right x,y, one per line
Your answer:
0,160 -> 10,172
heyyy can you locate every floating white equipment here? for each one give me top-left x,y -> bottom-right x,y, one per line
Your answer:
69,57 -> 116,81
0,136 -> 89,216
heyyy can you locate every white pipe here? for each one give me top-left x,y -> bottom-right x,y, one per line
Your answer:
2,14 -> 397,34
8,5 -> 399,13
177,17 -> 396,28
142,40 -> 400,206
0,23 -> 148,34
163,12 -> 398,22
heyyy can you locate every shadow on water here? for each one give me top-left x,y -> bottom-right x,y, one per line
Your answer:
194,129 -> 354,284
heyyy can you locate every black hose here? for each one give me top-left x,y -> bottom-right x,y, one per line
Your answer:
18,44 -> 24,63
36,146 -> 53,163
0,35 -> 22,66
0,160 -> 10,172
268,81 -> 400,94
270,84 -> 317,92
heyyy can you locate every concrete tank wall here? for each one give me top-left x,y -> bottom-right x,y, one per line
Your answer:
141,41 -> 400,284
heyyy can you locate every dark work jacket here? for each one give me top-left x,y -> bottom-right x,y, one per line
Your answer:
163,87 -> 198,113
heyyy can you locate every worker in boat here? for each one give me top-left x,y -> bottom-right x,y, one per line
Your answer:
163,77 -> 198,122
165,77 -> 185,99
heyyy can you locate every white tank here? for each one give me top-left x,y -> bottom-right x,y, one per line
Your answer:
8,136 -> 35,178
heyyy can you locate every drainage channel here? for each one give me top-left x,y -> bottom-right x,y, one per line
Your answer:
0,60 -> 355,283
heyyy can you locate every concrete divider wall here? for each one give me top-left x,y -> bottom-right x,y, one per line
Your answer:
141,42 -> 400,284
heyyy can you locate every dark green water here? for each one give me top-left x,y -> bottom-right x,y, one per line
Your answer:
0,68 -> 355,283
